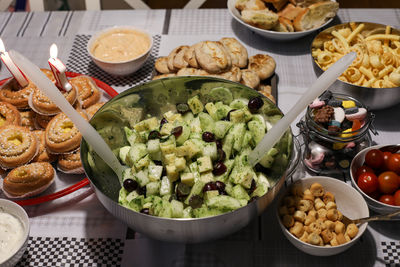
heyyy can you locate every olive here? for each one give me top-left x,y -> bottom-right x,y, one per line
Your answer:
203,182 -> 217,192
176,182 -> 191,199
137,186 -> 146,196
212,162 -> 227,176
224,109 -> 236,121
148,130 -> 161,140
248,179 -> 257,194
176,103 -> 190,114
188,195 -> 203,209
215,181 -> 226,192
248,97 -> 264,112
153,160 -> 162,166
215,139 -> 222,149
140,208 -> 150,215
159,118 -> 168,130
202,131 -> 215,142
217,148 -> 226,162
123,179 -> 138,192
171,126 -> 183,138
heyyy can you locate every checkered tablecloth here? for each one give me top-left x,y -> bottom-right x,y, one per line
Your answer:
0,8 -> 399,267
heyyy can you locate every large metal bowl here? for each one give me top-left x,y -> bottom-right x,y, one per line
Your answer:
311,22 -> 400,110
81,76 -> 296,243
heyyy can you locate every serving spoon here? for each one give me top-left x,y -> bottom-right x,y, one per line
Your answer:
342,210 -> 400,226
248,52 -> 357,167
9,50 -> 127,185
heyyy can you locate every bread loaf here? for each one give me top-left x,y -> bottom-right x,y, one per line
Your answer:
278,3 -> 305,20
293,1 -> 338,31
241,9 -> 279,30
236,0 -> 266,11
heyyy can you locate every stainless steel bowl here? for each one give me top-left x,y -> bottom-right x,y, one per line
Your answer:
81,76 -> 296,243
311,22 -> 400,110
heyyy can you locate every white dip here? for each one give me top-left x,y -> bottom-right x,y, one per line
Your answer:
0,211 -> 24,263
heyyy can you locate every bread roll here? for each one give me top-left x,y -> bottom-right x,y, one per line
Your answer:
261,0 -> 289,11
241,9 -> 279,30
235,0 -> 266,11
273,17 -> 294,32
293,1 -> 339,31
278,3 -> 306,20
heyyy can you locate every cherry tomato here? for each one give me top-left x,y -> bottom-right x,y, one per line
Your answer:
379,195 -> 395,205
394,190 -> 400,206
357,172 -> 379,194
355,165 -> 374,181
387,154 -> 400,175
382,151 -> 393,171
365,149 -> 384,169
378,171 -> 399,194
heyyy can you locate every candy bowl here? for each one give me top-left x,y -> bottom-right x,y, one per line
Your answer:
81,76 -> 298,243
0,199 -> 30,267
311,22 -> 400,110
87,26 -> 153,76
350,144 -> 400,217
297,92 -> 375,177
277,176 -> 369,256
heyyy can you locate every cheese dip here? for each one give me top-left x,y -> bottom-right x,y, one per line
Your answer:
91,28 -> 151,62
0,211 -> 24,263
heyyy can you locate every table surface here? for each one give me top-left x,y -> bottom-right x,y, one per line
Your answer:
1,8 -> 400,267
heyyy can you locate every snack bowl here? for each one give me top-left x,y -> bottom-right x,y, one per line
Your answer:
87,26 -> 153,76
81,76 -> 298,243
311,22 -> 400,110
350,144 -> 400,216
227,0 -> 337,41
0,199 -> 30,267
277,176 -> 369,256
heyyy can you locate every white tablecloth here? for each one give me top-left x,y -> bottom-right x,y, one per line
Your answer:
0,8 -> 399,267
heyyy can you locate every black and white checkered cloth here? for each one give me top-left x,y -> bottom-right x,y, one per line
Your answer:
382,241 -> 400,267
16,237 -> 123,266
66,34 -> 161,88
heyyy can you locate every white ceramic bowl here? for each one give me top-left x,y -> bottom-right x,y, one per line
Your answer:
0,199 -> 29,267
277,176 -> 369,256
87,26 -> 153,76
227,0 -> 336,41
350,144 -> 400,216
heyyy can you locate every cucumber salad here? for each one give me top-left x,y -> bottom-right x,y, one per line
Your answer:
118,92 -> 289,218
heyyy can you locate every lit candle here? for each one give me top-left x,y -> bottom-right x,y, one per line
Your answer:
0,38 -> 29,87
48,43 -> 72,91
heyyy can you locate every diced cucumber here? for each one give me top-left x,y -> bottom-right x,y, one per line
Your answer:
258,148 -> 279,168
197,156 -> 213,173
205,102 -> 218,121
164,111 -> 183,123
184,180 -> 206,205
229,98 -> 248,109
160,176 -> 173,196
182,206 -> 193,218
233,123 -> 246,152
229,109 -> 245,123
188,95 -> 204,114
241,131 -> 253,149
203,142 -> 217,161
176,124 -> 191,145
166,164 -> 179,181
222,127 -> 235,159
134,117 -> 158,132
231,184 -> 250,201
214,101 -> 232,119
146,181 -> 160,196
124,127 -> 142,146
248,120 -> 265,145
251,114 -> 265,125
135,154 -> 151,170
171,200 -> 184,218
175,157 -> 186,172
160,122 -> 174,136
214,159 -> 234,182
182,112 -> 194,123
206,195 -> 241,211
148,165 -> 163,181
189,132 -> 202,140
198,112 -> 215,133
229,165 -> 255,189
214,121 -> 233,139
204,190 -> 219,201
119,146 -> 131,164
241,107 -> 253,122
189,117 -> 202,133
125,190 -> 140,203
122,168 -> 135,181
147,139 -> 160,154
181,172 -> 195,186
200,171 -> 214,183
209,87 -> 233,104
126,143 -> 147,167
135,170 -> 150,187
193,205 -> 224,218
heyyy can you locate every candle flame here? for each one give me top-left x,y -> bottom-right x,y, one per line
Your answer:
50,43 -> 58,58
0,39 -> 5,53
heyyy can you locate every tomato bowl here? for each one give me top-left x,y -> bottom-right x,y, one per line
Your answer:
350,144 -> 400,217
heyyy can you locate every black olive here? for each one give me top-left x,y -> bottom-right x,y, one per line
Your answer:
148,130 -> 161,140
159,118 -> 168,130
248,179 -> 257,194
137,186 -> 146,196
248,97 -> 264,113
140,208 -> 150,215
217,148 -> 226,162
212,162 -> 227,176
153,160 -> 162,166
176,182 -> 190,199
215,139 -> 222,149
203,182 -> 217,192
188,195 -> 203,209
171,126 -> 183,138
215,181 -> 226,192
202,131 -> 215,142
123,179 -> 138,192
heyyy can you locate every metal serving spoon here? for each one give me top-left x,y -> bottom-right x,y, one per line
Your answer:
342,210 -> 400,226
